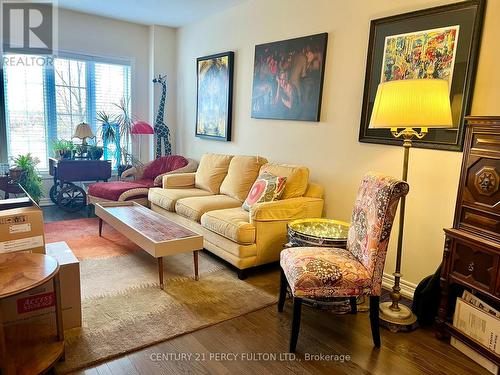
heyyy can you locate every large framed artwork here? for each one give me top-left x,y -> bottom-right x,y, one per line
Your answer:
251,33 -> 328,122
359,0 -> 485,151
196,51 -> 234,141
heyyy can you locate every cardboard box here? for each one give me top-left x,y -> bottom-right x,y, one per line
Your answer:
1,242 -> 82,331
0,205 -> 45,254
46,241 -> 82,330
0,281 -> 56,328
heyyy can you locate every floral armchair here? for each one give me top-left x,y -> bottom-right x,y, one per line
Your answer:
278,172 -> 409,352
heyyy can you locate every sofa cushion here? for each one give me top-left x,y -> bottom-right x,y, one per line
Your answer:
219,155 -> 268,202
148,187 -> 212,212
175,195 -> 242,222
201,207 -> 256,245
195,154 -> 233,194
89,179 -> 155,201
143,155 -> 189,180
242,172 -> 287,211
260,163 -> 309,199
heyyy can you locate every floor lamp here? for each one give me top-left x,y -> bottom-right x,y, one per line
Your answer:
131,121 -> 154,162
369,79 -> 453,332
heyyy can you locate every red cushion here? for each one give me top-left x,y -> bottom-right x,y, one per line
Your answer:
142,155 -> 189,180
88,179 -> 155,201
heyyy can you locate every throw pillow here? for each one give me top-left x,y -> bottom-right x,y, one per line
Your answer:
242,172 -> 287,212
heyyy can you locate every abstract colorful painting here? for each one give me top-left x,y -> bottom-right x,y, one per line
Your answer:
251,33 -> 328,121
196,52 -> 234,141
381,26 -> 459,85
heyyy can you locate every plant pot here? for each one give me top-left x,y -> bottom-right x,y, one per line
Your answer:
9,167 -> 23,182
90,149 -> 104,160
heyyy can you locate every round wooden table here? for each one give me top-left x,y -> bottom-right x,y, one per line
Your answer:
0,252 -> 65,375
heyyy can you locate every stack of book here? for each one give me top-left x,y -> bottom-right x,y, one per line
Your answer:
452,291 -> 500,374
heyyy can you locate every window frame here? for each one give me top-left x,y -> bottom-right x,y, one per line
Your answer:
0,51 -> 132,170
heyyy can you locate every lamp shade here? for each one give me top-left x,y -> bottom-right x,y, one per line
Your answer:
131,121 -> 154,135
73,122 -> 95,139
369,79 -> 453,129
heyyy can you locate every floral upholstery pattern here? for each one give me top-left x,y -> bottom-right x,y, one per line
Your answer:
280,172 -> 409,297
280,247 -> 371,298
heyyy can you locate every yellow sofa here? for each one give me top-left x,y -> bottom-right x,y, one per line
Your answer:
148,153 -> 324,279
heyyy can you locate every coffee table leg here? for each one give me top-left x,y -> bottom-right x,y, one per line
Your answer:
193,250 -> 199,281
98,218 -> 103,236
158,257 -> 164,289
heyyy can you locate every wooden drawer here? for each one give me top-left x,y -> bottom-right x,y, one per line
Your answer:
471,131 -> 500,155
450,238 -> 498,293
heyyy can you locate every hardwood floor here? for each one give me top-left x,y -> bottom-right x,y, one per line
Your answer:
67,265 -> 486,375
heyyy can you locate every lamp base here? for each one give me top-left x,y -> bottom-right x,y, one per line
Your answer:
379,301 -> 418,333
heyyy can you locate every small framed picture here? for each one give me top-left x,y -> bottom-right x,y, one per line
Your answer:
196,51 -> 234,141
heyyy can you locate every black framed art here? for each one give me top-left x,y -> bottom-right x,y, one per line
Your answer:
359,0 -> 485,151
196,51 -> 234,141
251,33 -> 328,122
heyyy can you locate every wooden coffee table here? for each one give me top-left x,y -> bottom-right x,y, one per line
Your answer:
94,201 -> 203,289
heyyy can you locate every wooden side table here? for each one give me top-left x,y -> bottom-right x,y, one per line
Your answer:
0,253 -> 65,375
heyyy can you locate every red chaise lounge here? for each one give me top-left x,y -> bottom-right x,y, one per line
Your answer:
87,155 -> 198,206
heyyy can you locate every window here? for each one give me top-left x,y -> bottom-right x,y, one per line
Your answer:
2,53 -> 131,170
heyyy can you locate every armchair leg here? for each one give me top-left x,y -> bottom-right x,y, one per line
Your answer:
349,297 -> 357,314
290,297 -> 303,353
369,296 -> 381,348
278,268 -> 287,312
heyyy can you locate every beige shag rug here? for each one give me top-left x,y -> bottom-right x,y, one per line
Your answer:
56,251 -> 276,373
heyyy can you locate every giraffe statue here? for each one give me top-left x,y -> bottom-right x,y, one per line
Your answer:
152,74 -> 172,158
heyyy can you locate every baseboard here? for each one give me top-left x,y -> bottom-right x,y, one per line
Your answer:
382,273 -> 417,300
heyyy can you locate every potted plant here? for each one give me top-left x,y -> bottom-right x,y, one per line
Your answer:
97,110 -> 119,162
52,139 -> 74,159
10,153 -> 43,203
114,98 -> 135,176
88,144 -> 104,160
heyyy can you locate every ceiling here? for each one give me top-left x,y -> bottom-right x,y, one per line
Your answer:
57,0 -> 248,27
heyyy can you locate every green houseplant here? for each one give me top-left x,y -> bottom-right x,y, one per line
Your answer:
97,100 -> 143,176
10,154 -> 43,203
52,139 -> 74,159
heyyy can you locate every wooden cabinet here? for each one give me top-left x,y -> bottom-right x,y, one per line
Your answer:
436,116 -> 500,365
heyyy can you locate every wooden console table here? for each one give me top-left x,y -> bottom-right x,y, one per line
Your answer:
0,253 -> 65,375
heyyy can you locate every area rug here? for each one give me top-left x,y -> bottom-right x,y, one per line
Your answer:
44,218 -> 277,373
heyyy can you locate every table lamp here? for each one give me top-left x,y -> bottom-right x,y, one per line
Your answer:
73,122 -> 95,146
369,78 -> 453,331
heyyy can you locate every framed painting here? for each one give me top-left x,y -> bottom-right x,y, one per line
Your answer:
196,51 -> 234,141
359,0 -> 485,151
251,33 -> 328,122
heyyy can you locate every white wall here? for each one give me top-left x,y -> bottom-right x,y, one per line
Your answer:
149,25 -> 178,157
175,0 -> 500,287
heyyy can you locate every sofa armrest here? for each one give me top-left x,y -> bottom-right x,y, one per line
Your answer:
162,172 -> 196,189
250,196 -> 324,222
153,158 -> 199,186
121,165 -> 144,181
